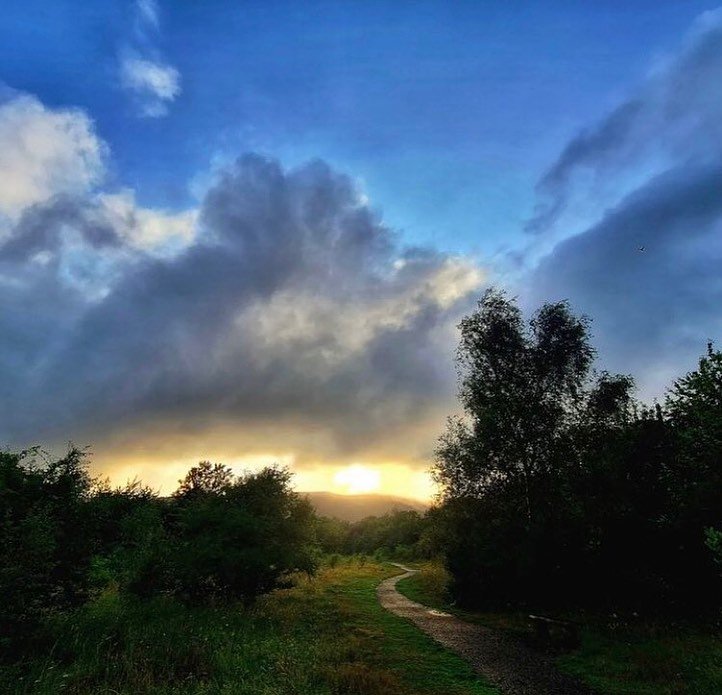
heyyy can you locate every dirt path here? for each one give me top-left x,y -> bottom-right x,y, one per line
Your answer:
378,564 -> 594,695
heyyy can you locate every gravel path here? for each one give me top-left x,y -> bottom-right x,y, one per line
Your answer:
378,564 -> 594,695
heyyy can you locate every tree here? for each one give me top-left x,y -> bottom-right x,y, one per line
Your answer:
434,289 -> 595,524
175,460 -> 235,498
662,343 -> 722,600
87,480 -> 170,597
432,290 -> 637,607
0,447 -> 94,649
665,342 -> 722,516
343,510 -> 428,557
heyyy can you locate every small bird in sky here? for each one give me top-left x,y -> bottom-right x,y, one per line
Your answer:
638,245 -> 645,252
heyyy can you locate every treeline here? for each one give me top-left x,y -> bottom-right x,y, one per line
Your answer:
1,441 -> 447,663
432,290 -> 722,613
0,457 -> 316,655
315,508 -> 442,560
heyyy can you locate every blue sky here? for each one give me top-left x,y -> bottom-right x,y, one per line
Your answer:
1,0 -> 715,256
2,1 -> 722,494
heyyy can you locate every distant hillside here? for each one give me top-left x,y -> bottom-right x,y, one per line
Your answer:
304,491 -> 427,522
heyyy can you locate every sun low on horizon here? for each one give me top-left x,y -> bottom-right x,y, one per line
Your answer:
295,461 -> 436,501
332,464 -> 381,495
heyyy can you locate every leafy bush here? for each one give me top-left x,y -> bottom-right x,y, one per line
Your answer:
1,451 -> 319,656
0,447 -> 94,651
705,528 -> 722,568
170,464 -> 317,603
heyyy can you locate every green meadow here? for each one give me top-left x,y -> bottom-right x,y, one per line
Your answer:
2,560 -> 495,695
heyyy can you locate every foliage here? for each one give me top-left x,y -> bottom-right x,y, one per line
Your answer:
0,447 -> 93,650
170,465 -> 317,603
174,460 -> 235,498
433,289 -> 722,611
313,508 -> 438,561
1,453 -> 318,656
86,478 -> 170,596
344,510 -> 429,558
706,528 -> 722,568
436,289 -> 595,507
0,562 -> 496,695
314,514 -> 350,554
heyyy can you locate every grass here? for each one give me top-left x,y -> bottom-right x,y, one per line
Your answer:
397,562 -> 722,695
558,627 -> 722,695
395,562 -> 529,634
1,559 -> 496,695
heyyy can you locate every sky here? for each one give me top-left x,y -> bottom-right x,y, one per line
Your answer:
2,1 -> 722,499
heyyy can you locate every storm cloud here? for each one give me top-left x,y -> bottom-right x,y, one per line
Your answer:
1,150 -> 483,468
526,9 -> 722,396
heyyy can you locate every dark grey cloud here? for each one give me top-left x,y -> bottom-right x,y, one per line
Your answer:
527,10 -> 722,237
539,101 -> 644,194
0,195 -> 122,262
1,154 -> 482,460
524,11 -> 722,397
529,163 -> 722,395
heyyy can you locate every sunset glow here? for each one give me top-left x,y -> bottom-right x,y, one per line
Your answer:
332,464 -> 382,495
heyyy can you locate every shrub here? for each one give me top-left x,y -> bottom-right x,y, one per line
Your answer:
0,447 -> 93,650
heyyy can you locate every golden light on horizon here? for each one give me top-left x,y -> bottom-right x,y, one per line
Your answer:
333,464 -> 382,494
95,447 -> 437,502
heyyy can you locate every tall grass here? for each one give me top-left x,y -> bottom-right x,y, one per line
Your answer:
1,559 -> 495,695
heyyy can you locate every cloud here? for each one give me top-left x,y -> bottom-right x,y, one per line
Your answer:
98,190 -> 196,251
119,1 -> 181,118
530,164 -> 722,396
1,153 -> 484,474
0,90 -> 196,297
0,190 -> 196,276
526,9 -> 722,242
0,94 -> 105,222
135,0 -> 159,29
119,56 -> 181,117
524,9 -> 722,397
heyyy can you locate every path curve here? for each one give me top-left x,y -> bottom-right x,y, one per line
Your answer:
378,564 -> 593,695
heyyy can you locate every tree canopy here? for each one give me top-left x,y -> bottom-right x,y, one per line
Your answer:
433,289 -> 722,611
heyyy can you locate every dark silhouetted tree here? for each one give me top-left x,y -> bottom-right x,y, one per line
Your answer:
433,290 -> 645,607
0,447 -> 94,649
175,460 -> 235,498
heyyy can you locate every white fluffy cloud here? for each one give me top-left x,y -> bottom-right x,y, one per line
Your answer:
0,91 -> 196,287
0,94 -> 105,222
98,190 -> 196,251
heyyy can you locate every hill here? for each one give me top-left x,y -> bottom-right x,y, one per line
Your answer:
304,491 -> 427,522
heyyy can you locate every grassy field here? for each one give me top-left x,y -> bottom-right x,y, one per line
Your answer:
1,559 -> 496,695
397,562 -> 722,695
